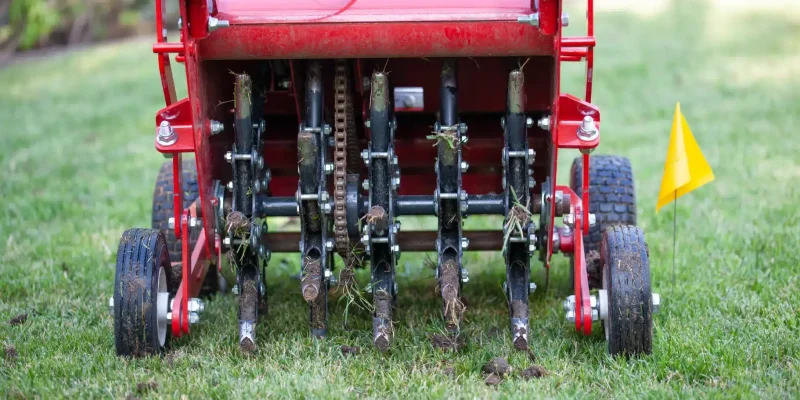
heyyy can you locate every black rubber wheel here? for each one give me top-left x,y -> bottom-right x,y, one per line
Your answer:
569,155 -> 637,289
114,228 -> 173,357
151,159 -> 220,295
600,225 -> 653,356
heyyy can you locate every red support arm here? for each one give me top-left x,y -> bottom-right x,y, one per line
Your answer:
557,186 -> 593,336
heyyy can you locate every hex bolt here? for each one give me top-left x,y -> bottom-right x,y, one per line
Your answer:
561,12 -> 570,27
517,12 -> 540,27
254,179 -> 262,193
207,17 -> 230,32
108,297 -> 114,313
322,124 -> 332,136
563,213 -> 576,227
460,161 -> 469,173
226,181 -> 234,191
325,239 -> 334,252
364,120 -> 371,128
527,149 -> 536,165
529,282 -> 537,293
563,295 -> 576,312
461,237 -> 470,250
168,217 -> 175,230
224,152 -> 233,163
361,149 -> 370,165
526,117 -> 534,128
565,310 -> 576,322
156,121 -> 178,146
209,120 -> 224,135
538,116 -> 551,131
189,217 -> 201,228
324,163 -> 334,174
361,233 -> 369,243
362,180 -> 370,190
321,202 -> 332,214
391,244 -> 400,253
588,213 -> 597,227
231,285 -> 239,295
324,269 -> 332,279
528,177 -> 536,188
223,237 -> 231,247
187,298 -> 205,313
257,156 -> 265,170
652,293 -> 661,313
577,115 -> 599,141
189,312 -> 200,324
461,268 -> 470,284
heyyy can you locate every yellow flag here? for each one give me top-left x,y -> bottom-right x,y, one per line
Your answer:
656,102 -> 714,212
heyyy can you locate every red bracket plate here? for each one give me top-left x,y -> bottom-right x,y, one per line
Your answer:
555,94 -> 600,150
155,99 -> 196,155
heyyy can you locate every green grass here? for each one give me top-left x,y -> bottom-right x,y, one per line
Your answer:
2,1 -> 800,398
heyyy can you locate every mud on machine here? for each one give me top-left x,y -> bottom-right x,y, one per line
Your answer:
111,0 -> 660,357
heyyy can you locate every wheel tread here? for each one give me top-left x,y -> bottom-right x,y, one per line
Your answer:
603,225 -> 652,356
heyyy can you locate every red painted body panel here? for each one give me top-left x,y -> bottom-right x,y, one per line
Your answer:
198,22 -> 554,60
215,0 -> 531,23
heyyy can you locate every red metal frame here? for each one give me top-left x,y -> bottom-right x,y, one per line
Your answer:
153,0 -> 599,338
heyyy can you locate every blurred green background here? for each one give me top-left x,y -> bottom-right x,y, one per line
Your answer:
1,0 -> 800,398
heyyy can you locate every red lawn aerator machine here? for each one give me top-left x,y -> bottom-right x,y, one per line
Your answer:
112,0 -> 659,357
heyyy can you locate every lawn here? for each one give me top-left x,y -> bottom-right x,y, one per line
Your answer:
2,1 -> 800,398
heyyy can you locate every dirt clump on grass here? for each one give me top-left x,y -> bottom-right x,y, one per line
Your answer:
8,314 -> 28,326
5,346 -> 18,363
520,365 -> 549,379
431,333 -> 465,352
482,357 -> 512,376
482,357 -> 512,386
240,338 -> 256,354
484,373 -> 503,386
341,345 -> 361,357
136,381 -> 158,394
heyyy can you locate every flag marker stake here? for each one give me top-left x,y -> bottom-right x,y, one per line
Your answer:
672,192 -> 676,287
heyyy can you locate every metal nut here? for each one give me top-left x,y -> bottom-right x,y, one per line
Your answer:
526,117 -> 534,128
460,161 -> 469,173
187,298 -> 205,313
156,121 -> 177,146
224,152 -> 233,163
563,213 -> 576,227
461,237 -> 470,250
588,213 -> 597,227
565,310 -> 575,322
577,115 -> 599,141
324,163 -> 334,174
189,312 -> 200,324
538,116 -> 551,131
210,120 -> 224,135
168,217 -> 175,230
561,12 -> 570,27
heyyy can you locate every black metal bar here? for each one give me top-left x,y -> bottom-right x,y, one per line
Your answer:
257,194 -> 506,218
264,231 -> 504,253
368,71 -> 395,351
233,73 -> 253,215
505,69 -> 531,351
